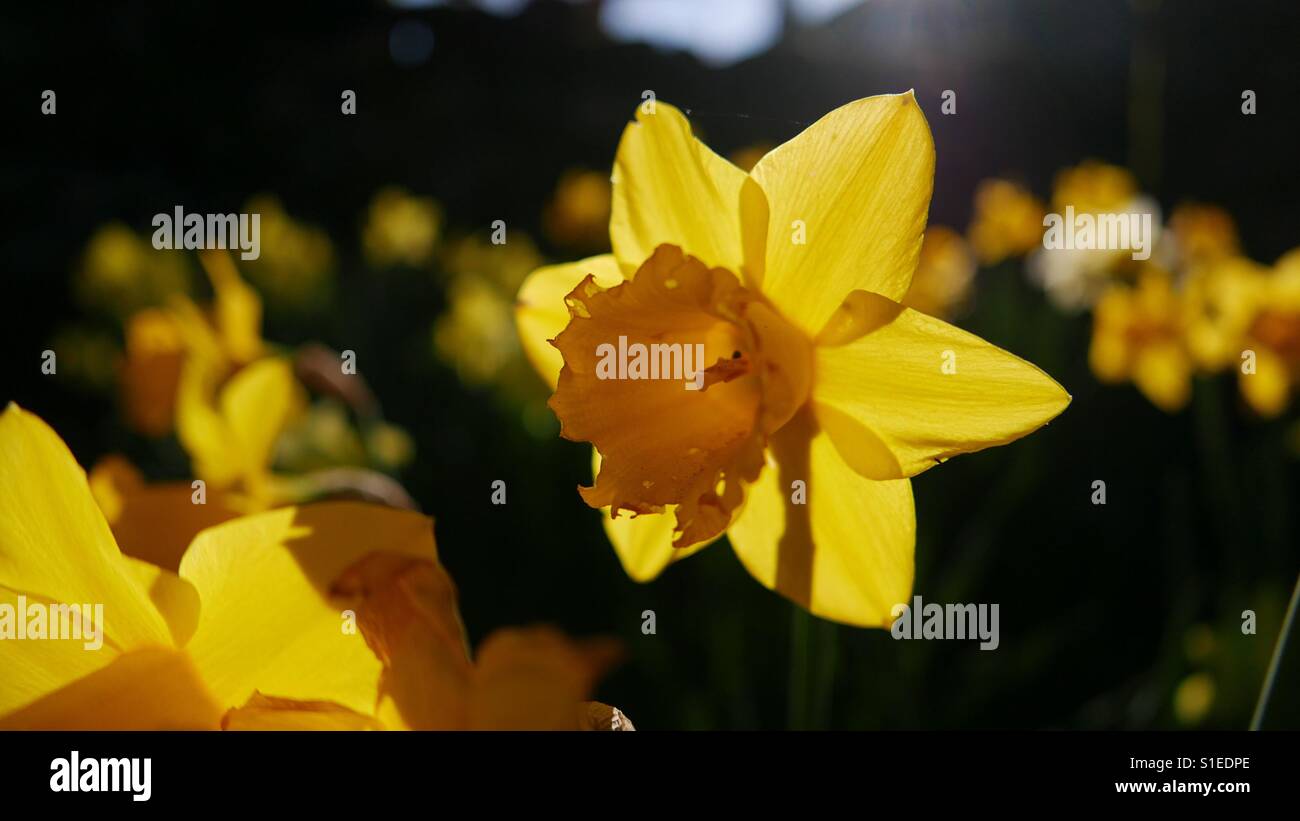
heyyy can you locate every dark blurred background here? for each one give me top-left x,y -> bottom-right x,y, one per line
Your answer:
2,0 -> 1298,729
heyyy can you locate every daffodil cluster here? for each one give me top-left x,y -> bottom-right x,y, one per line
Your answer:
0,404 -> 622,730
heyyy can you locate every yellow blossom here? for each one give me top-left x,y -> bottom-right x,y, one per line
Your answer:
1237,249 -> 1300,417
1089,265 -> 1191,412
1173,672 -> 1215,726
0,404 -> 621,730
1051,160 -> 1136,215
75,223 -> 191,319
1183,255 -> 1268,372
363,186 -> 442,268
966,178 -> 1045,265
170,251 -> 304,503
515,94 -> 1070,626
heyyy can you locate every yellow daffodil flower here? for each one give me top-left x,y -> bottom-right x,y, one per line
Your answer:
543,168 -> 613,251
1237,249 -> 1300,417
1166,203 -> 1239,271
0,404 -> 619,730
1051,160 -> 1137,216
89,454 -> 244,573
900,225 -> 976,319
1090,265 -> 1191,412
170,251 -> 304,502
515,93 -> 1070,626
74,223 -> 191,320
1183,256 -> 1268,372
363,186 -> 442,268
966,178 -> 1046,265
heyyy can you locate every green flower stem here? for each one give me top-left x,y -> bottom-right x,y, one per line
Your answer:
1250,570 -> 1300,730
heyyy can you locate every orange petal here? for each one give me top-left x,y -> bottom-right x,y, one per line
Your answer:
221,692 -> 386,730
468,627 -> 621,730
332,552 -> 473,730
118,308 -> 186,437
90,455 -> 244,573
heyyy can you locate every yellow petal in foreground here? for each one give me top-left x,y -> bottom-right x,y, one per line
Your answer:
337,552 -> 619,730
728,408 -> 915,627
0,404 -> 174,651
0,585 -> 116,718
90,455 -> 244,573
611,102 -> 751,277
748,91 -> 935,334
515,255 -> 623,389
0,647 -> 224,731
811,291 -> 1070,479
178,502 -> 438,716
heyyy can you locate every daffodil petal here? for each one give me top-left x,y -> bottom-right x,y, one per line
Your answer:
220,357 -> 301,488
179,502 -> 438,714
595,449 -> 714,581
176,355 -> 243,487
611,102 -> 752,276
748,91 -> 935,336
728,408 -> 915,627
91,457 -> 244,573
1239,345 -> 1289,417
812,292 -> 1070,479
0,404 -> 173,650
200,250 -> 263,364
333,551 -> 472,730
516,255 -> 622,388
0,646 -> 223,730
1132,340 -> 1192,413
121,556 -> 201,649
